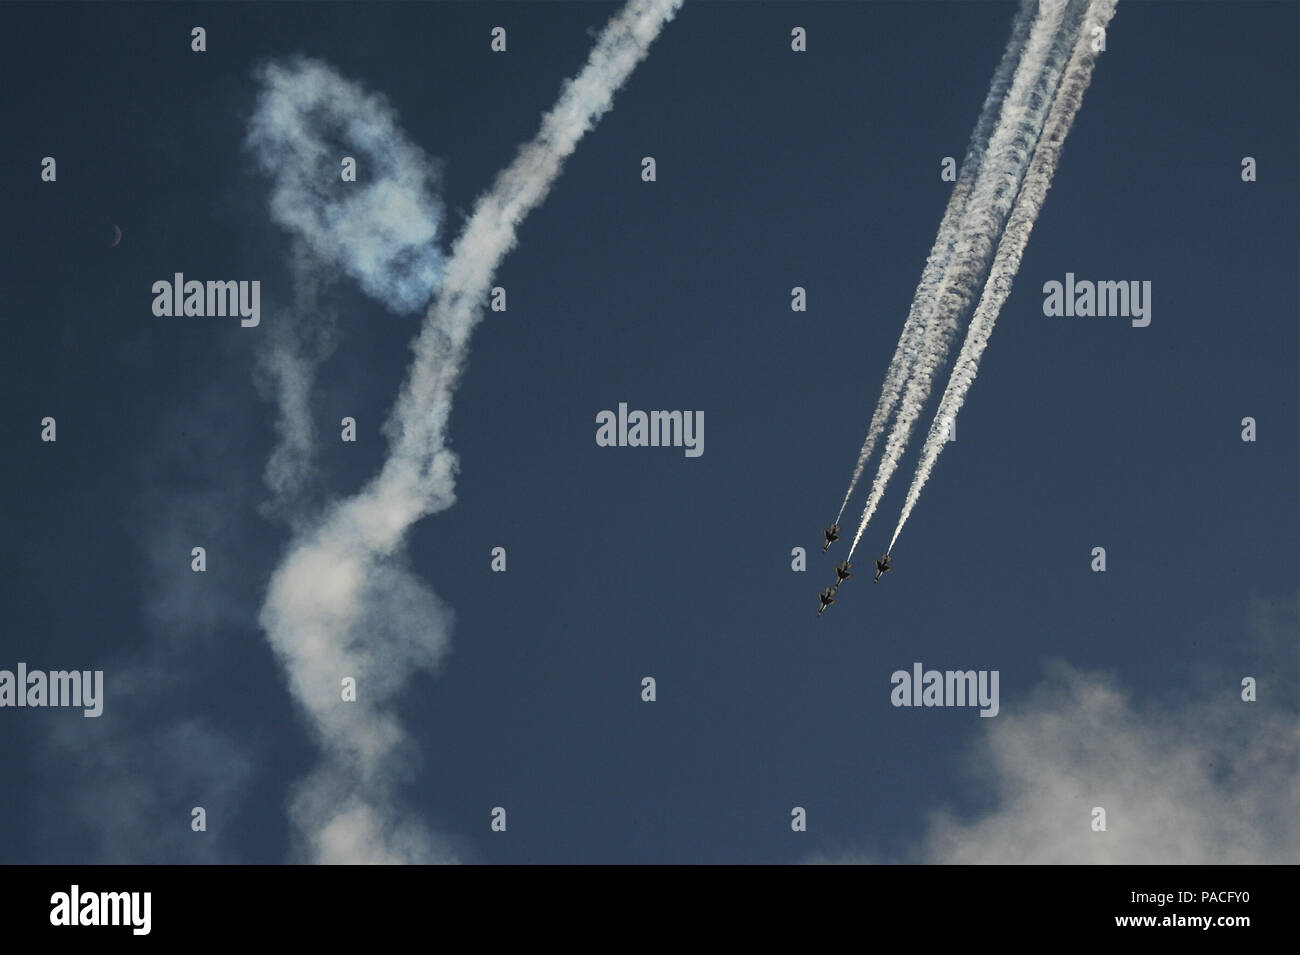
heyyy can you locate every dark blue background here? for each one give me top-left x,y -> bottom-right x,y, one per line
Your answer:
1,1 -> 1294,863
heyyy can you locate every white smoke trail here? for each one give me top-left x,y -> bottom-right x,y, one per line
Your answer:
889,1 -> 1117,552
847,0 -> 1084,561
381,0 -> 684,500
246,60 -> 449,528
259,0 -> 683,863
832,0 -> 1036,527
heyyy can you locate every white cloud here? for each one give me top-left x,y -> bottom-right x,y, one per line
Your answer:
916,662 -> 1298,863
819,642 -> 1299,864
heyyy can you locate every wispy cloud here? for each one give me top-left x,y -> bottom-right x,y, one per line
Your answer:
44,717 -> 254,863
816,598 -> 1299,864
36,387 -> 267,862
915,663 -> 1298,863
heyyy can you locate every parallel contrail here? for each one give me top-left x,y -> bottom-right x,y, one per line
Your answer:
889,0 -> 1117,552
258,0 -> 683,863
833,0 -> 1036,528
847,0 -> 1084,561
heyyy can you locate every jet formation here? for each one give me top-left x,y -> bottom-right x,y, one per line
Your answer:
818,525 -> 891,615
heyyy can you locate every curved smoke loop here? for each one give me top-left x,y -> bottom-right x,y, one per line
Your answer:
250,0 -> 683,863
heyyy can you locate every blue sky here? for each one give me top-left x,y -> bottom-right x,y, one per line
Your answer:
1,1 -> 1295,864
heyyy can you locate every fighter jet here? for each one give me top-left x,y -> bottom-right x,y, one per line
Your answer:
821,524 -> 841,553
817,587 -> 837,616
834,560 -> 854,587
873,554 -> 893,582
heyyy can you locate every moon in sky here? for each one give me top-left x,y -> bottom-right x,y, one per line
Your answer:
110,224 -> 122,248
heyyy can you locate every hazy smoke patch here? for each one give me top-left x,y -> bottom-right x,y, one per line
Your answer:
43,717 -> 254,864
